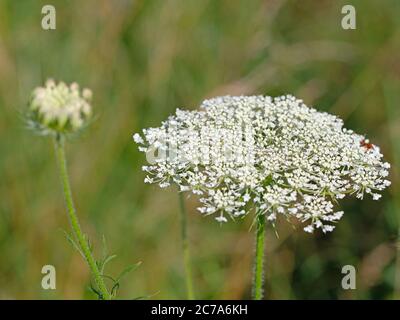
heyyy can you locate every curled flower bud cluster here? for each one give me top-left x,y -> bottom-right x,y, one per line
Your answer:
28,79 -> 92,135
134,95 -> 391,233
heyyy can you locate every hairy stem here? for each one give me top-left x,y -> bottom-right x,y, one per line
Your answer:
54,135 -> 111,300
253,213 -> 266,300
178,192 -> 195,299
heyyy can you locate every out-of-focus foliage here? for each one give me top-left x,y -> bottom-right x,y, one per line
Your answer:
0,0 -> 399,299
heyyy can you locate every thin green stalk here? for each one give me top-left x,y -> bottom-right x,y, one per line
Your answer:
253,213 -> 266,300
178,192 -> 195,299
54,135 -> 111,300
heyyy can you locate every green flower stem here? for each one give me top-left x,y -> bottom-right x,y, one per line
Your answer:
253,213 -> 266,300
54,135 -> 111,300
178,192 -> 195,300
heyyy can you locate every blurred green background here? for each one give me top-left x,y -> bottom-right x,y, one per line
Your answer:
0,0 -> 399,299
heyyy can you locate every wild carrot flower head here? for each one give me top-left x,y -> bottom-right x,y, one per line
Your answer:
28,79 -> 92,135
134,95 -> 391,233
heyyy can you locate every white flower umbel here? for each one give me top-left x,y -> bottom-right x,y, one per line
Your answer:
28,79 -> 92,135
135,95 -> 390,234
135,94 -> 390,300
